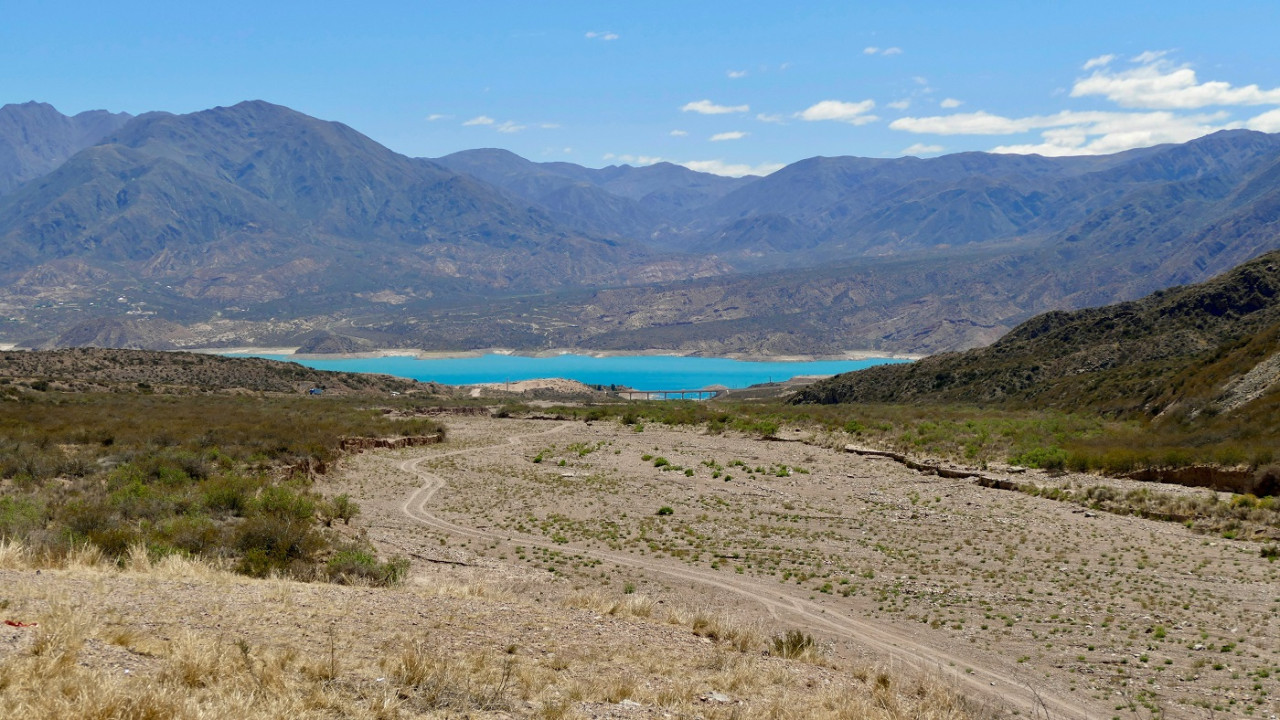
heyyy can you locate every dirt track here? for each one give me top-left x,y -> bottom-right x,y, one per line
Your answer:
342,415 -> 1280,720
392,421 -> 1087,718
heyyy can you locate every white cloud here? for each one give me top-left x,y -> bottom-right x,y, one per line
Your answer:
727,70 -> 748,79
669,129 -> 688,136
887,99 -> 911,111
1246,107 -> 1280,133
679,159 -> 785,177
462,115 -> 495,126
882,47 -> 902,55
496,121 -> 526,133
940,98 -> 963,109
892,110 -> 1042,135
710,131 -> 748,141
1082,54 -> 1115,71
756,113 -> 785,124
682,99 -> 750,114
864,46 -> 901,56
539,123 -> 561,129
1133,50 -> 1169,64
585,31 -> 619,40
999,112 -> 1231,156
796,99 -> 878,125
1072,53 -> 1280,109
896,107 -> 1228,135
426,113 -> 451,121
887,51 -> 1280,157
902,143 -> 945,156
605,154 -> 663,166
863,46 -> 879,55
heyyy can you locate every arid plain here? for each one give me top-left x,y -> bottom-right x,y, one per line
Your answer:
4,409 -> 1277,718
331,414 -> 1280,719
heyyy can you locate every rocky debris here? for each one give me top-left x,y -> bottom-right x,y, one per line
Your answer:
1125,464 -> 1275,496
845,445 -> 986,480
339,435 -> 443,453
413,406 -> 491,416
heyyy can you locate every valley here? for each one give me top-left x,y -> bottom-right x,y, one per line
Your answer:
7,6 -> 1280,719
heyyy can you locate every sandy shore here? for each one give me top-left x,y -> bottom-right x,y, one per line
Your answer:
191,346 -> 924,362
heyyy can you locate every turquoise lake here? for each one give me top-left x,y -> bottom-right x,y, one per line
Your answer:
234,353 -> 912,391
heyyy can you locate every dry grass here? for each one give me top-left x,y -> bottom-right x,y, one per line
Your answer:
0,536 -> 999,720
564,589 -> 656,618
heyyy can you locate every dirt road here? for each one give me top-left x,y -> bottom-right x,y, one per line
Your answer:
393,421 -> 1097,719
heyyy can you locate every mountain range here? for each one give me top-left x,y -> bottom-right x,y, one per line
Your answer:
2,100 -> 1280,354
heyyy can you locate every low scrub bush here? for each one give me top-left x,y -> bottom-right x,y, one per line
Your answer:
1009,446 -> 1069,471
0,390 -> 433,581
326,544 -> 409,586
771,629 -> 817,659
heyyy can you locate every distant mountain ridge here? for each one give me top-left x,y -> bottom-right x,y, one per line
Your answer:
0,101 -> 132,195
435,149 -> 750,248
3,99 -> 1280,355
0,101 -> 696,311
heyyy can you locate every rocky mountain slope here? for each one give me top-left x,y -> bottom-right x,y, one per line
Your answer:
792,249 -> 1280,423
0,101 -> 686,312
435,148 -> 750,248
0,101 -> 132,195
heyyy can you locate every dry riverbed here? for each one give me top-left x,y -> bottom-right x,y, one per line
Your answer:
338,415 -> 1280,720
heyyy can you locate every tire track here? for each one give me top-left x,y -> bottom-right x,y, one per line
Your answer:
393,422 -> 1094,719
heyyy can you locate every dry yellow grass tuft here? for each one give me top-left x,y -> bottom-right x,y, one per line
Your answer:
0,537 -> 995,720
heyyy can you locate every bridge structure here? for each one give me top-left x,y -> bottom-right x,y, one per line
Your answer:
616,388 -> 726,400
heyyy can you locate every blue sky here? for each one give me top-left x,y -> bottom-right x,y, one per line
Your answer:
7,1 -> 1280,175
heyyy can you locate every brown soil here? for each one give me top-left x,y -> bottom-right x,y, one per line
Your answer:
4,414 -> 1276,718
335,415 -> 1280,720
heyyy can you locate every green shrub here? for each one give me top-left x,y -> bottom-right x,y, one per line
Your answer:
322,494 -> 360,526
233,516 -> 325,576
201,474 -> 258,515
1010,446 -> 1069,471
88,526 -> 141,557
326,545 -> 409,586
0,496 -> 46,538
253,485 -> 317,521
157,514 -> 222,555
58,499 -> 115,539
656,506 -> 674,516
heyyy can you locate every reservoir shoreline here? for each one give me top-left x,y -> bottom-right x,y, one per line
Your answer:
194,346 -> 925,363
206,349 -> 914,391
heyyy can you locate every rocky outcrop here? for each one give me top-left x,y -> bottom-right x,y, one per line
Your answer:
339,435 -> 443,452
1125,465 -> 1278,496
844,445 -> 987,479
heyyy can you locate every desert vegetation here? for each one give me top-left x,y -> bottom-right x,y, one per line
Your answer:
0,385 -> 441,580
551,397 -> 1280,493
